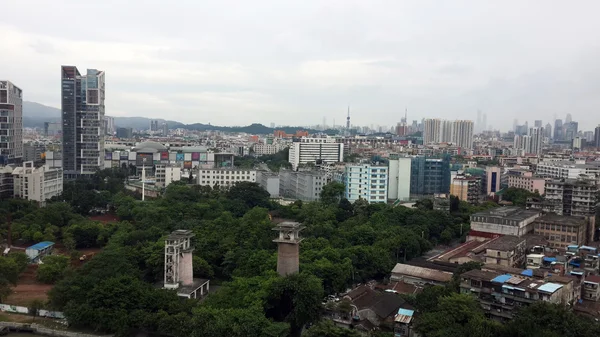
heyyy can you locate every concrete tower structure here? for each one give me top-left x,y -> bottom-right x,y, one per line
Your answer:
0,81 -> 23,165
273,222 -> 304,276
346,106 -> 350,130
61,66 -> 105,179
164,230 -> 209,299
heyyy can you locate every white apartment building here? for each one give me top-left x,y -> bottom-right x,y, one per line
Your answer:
257,171 -> 280,197
253,143 -> 284,156
279,170 -> 328,201
388,157 -> 411,201
340,163 -> 388,203
288,138 -> 344,170
12,161 -> 63,206
197,168 -> 256,188
155,165 -> 181,187
536,161 -> 600,180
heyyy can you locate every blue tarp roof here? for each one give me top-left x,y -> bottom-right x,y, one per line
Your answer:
492,274 -> 512,283
521,269 -> 533,277
543,257 -> 557,262
26,241 -> 54,251
537,283 -> 563,293
398,308 -> 414,317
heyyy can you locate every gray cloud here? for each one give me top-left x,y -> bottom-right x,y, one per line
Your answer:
1,0 -> 600,129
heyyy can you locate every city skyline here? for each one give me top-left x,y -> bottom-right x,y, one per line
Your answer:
2,1 -> 600,129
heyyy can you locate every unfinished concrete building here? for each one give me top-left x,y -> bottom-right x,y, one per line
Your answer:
273,222 -> 304,276
164,230 -> 209,299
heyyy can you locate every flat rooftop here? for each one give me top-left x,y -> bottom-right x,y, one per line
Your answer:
485,236 -> 525,251
535,214 -> 587,227
471,207 -> 541,222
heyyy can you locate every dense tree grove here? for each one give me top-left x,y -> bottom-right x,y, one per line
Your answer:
501,187 -> 541,206
2,168 -> 599,336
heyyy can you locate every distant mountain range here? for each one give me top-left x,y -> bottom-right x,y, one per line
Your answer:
22,101 -> 321,135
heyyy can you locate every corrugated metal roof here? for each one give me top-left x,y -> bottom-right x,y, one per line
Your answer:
391,263 -> 453,283
491,274 -> 512,283
398,308 -> 414,317
26,241 -> 54,251
537,283 -> 563,293
521,269 -> 533,277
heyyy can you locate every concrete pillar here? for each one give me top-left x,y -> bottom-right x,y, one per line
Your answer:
179,251 -> 194,286
277,242 -> 300,276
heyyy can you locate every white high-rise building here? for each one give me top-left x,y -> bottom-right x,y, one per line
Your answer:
452,120 -> 474,149
424,118 -> 442,144
528,127 -> 543,155
0,81 -> 23,164
440,120 -> 454,143
388,157 -> 411,201
288,138 -> 344,170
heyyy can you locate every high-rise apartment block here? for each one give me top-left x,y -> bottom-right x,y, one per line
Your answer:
528,127 -> 543,155
423,119 -> 473,149
0,81 -> 23,164
595,125 -> 600,149
450,175 -> 481,204
61,66 -> 105,179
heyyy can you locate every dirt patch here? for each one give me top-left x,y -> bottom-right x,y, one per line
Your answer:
88,213 -> 119,224
4,265 -> 53,307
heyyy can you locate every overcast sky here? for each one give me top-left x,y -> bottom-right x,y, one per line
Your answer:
2,1 -> 600,130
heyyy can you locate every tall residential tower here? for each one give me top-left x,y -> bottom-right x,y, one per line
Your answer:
61,66 -> 105,179
0,81 -> 23,164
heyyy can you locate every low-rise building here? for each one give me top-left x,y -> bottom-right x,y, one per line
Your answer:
470,207 -> 542,238
460,269 -> 568,321
154,164 -> 181,187
583,275 -> 600,302
279,170 -> 327,201
12,161 -> 63,206
390,263 -> 453,286
533,214 -> 594,249
25,241 -> 55,263
253,143 -> 284,156
484,236 -> 527,268
197,168 -> 256,188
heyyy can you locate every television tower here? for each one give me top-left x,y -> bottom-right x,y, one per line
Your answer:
346,106 -> 350,129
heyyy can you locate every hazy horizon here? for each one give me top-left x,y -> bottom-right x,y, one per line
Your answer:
3,1 -> 600,130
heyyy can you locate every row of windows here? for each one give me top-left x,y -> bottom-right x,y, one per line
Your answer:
200,170 -> 253,174
200,176 -> 252,180
535,223 -> 579,233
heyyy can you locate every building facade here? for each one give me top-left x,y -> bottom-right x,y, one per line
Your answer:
257,171 -> 280,197
470,207 -> 542,237
450,175 -> 481,204
506,170 -> 546,195
544,178 -> 598,217
154,165 -> 181,187
288,138 -> 344,170
388,157 -> 411,202
485,166 -> 502,195
279,170 -> 327,201
410,155 -> 451,196
253,143 -> 284,156
341,163 -> 388,203
61,66 -> 106,179
12,161 -> 63,206
197,168 -> 256,188
533,214 -> 593,249
0,81 -> 23,165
